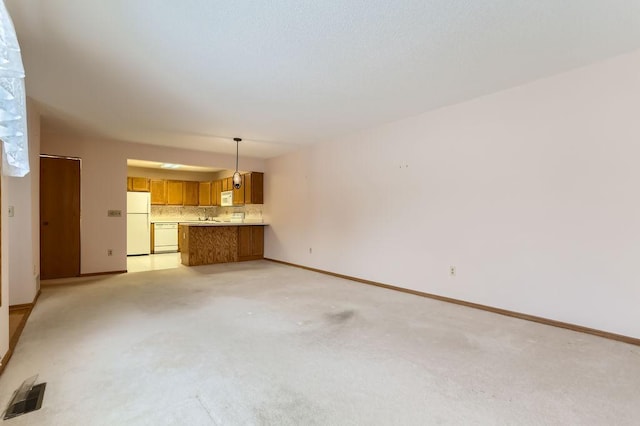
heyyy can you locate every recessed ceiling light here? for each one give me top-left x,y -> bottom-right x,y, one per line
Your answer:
160,163 -> 181,169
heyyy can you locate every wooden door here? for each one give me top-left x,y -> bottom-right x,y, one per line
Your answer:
40,156 -> 81,279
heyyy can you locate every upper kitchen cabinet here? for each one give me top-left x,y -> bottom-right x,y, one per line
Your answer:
221,177 -> 231,192
233,175 -> 245,205
199,182 -> 212,206
243,172 -> 263,204
150,179 -> 167,204
166,180 -> 184,205
127,176 -> 150,192
183,181 -> 199,206
212,180 -> 221,206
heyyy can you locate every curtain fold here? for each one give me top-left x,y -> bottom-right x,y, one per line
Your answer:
0,0 -> 29,177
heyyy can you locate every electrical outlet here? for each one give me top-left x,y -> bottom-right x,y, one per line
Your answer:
108,249 -> 113,256
107,210 -> 122,217
8,206 -> 14,217
449,265 -> 456,277
309,247 -> 312,254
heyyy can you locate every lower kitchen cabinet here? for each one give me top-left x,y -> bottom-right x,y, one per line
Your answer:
180,225 -> 265,266
238,226 -> 264,261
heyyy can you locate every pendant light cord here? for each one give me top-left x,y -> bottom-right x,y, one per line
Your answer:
234,137 -> 241,172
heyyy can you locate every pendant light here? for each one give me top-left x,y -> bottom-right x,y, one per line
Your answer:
233,137 -> 242,189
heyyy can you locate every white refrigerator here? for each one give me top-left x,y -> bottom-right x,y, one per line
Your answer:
127,192 -> 151,255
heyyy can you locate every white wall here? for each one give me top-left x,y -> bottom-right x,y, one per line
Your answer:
41,132 -> 265,274
0,98 -> 41,359
1,173 -> 9,360
265,49 -> 640,339
7,98 -> 41,305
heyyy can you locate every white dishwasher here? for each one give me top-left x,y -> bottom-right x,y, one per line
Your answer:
153,222 -> 178,253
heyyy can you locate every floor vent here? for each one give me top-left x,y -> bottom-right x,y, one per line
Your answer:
3,375 -> 46,420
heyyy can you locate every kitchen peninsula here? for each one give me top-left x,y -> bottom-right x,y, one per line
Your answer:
179,222 -> 266,266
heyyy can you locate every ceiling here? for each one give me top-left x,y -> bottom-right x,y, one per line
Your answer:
127,159 -> 223,173
7,1 -> 640,159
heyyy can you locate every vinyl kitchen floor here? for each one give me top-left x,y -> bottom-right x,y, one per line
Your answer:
2,260 -> 639,425
126,252 -> 183,273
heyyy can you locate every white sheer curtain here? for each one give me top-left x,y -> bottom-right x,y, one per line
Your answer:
0,0 -> 28,177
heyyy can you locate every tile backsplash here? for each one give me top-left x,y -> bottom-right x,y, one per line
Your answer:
151,205 -> 264,222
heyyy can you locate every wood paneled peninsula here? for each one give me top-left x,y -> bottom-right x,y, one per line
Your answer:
179,223 -> 266,266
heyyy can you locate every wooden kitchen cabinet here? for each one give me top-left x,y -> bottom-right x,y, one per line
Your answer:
127,176 -> 150,192
238,226 -> 264,261
243,172 -> 263,204
150,223 -> 155,253
212,180 -> 221,206
221,177 -> 231,192
199,182 -> 212,206
166,180 -> 184,205
233,174 -> 245,205
183,181 -> 199,206
150,180 -> 167,205
131,177 -> 150,192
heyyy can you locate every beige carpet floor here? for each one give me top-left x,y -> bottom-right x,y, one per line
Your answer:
1,260 -> 639,425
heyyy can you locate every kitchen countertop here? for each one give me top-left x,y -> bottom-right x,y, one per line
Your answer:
179,221 -> 267,226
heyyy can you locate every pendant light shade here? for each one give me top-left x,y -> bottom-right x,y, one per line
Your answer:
233,137 -> 242,189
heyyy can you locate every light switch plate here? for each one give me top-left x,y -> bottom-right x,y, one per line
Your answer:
8,206 -> 14,217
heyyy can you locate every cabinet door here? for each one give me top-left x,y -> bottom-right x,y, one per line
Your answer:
238,226 -> 252,258
238,226 -> 264,260
150,180 -> 167,205
183,181 -> 199,206
212,180 -> 221,206
233,174 -> 245,205
199,182 -> 212,206
251,226 -> 264,256
166,181 -> 184,205
131,177 -> 150,192
244,172 -> 263,204
132,177 -> 150,192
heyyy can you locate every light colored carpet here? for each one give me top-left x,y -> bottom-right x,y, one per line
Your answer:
1,260 -> 639,425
